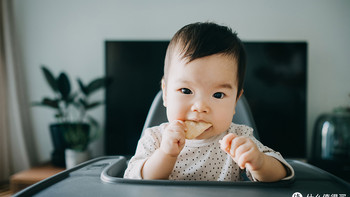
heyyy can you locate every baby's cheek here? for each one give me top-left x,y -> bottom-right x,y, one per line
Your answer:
215,107 -> 234,129
216,119 -> 232,135
166,96 -> 190,122
166,106 -> 186,122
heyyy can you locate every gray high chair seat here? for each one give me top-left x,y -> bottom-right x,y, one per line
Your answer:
142,90 -> 260,139
13,91 -> 350,197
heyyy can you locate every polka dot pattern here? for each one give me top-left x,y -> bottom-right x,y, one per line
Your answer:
124,122 -> 289,181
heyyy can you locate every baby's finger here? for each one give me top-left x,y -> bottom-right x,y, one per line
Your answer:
230,137 -> 247,157
220,133 -> 237,151
245,163 -> 253,172
175,120 -> 186,129
237,148 -> 254,169
234,144 -> 251,161
168,128 -> 185,139
168,120 -> 186,133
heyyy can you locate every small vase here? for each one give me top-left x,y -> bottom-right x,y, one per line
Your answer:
312,112 -> 350,161
310,111 -> 350,181
65,149 -> 90,169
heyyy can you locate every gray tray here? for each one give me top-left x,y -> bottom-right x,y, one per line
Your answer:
13,156 -> 350,197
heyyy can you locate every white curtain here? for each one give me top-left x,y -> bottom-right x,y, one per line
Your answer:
0,0 -> 37,182
0,0 -> 10,182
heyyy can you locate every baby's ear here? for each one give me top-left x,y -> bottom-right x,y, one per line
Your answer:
161,78 -> 167,107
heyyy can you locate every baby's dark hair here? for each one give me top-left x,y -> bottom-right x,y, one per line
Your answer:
163,22 -> 246,98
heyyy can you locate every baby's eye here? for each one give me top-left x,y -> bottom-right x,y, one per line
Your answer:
180,88 -> 192,95
213,92 -> 225,99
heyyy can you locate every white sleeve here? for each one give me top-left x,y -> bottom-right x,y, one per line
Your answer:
247,135 -> 295,181
264,152 -> 295,181
123,127 -> 162,179
232,124 -> 294,181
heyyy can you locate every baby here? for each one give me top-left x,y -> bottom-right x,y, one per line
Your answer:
124,22 -> 294,182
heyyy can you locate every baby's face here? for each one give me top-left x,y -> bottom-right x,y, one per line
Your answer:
162,54 -> 241,139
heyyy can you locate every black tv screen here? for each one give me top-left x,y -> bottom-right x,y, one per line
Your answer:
105,41 -> 307,158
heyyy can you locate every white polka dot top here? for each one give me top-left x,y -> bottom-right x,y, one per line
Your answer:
124,123 -> 294,181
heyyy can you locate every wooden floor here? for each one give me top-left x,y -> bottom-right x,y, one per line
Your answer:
0,183 -> 11,197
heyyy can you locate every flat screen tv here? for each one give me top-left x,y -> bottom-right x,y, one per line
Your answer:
105,41 -> 307,158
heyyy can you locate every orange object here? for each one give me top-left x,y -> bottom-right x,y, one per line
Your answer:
10,163 -> 65,194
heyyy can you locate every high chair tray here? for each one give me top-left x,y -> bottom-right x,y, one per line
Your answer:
13,156 -> 350,197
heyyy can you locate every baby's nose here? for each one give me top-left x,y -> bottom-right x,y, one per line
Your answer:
191,99 -> 210,113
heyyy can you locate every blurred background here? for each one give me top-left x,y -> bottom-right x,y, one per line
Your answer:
1,0 -> 349,189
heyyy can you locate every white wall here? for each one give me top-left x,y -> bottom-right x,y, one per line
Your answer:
13,0 -> 350,162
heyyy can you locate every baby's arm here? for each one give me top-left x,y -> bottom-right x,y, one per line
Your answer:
142,120 -> 186,179
220,133 -> 287,182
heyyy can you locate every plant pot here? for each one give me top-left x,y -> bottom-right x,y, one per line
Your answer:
49,123 -> 90,167
65,149 -> 90,169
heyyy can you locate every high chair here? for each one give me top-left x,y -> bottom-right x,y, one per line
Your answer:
13,91 -> 350,196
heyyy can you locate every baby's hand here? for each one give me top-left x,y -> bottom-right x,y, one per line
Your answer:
220,133 -> 265,172
160,120 -> 186,157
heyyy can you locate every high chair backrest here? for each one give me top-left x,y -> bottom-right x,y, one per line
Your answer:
141,91 -> 259,140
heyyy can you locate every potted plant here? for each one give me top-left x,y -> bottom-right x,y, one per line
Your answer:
33,65 -> 109,167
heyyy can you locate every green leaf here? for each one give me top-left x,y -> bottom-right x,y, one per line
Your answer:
86,115 -> 100,141
86,78 -> 106,96
67,92 -> 78,104
79,98 -> 88,108
57,73 -> 71,101
55,113 -> 63,118
77,78 -> 88,96
32,97 -> 59,109
42,98 -> 59,108
41,66 -> 58,93
86,101 -> 103,110
72,101 -> 81,109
